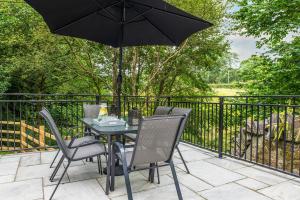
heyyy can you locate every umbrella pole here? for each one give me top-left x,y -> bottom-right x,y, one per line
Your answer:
117,46 -> 123,118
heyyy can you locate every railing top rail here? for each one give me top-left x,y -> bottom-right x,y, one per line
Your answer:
1,93 -> 300,99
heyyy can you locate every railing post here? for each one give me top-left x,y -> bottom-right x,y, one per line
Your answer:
95,94 -> 100,104
218,97 -> 224,158
167,96 -> 171,107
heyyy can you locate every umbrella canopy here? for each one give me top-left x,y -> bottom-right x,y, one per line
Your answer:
25,0 -> 212,116
25,0 -> 212,47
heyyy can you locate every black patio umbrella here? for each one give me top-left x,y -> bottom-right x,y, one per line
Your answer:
25,0 -> 212,116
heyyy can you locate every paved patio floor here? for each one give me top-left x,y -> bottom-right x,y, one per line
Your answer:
0,143 -> 300,200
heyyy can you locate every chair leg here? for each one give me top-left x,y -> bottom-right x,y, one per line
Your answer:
49,160 -> 71,200
111,150 -> 116,191
176,146 -> 190,174
50,149 -> 60,168
156,163 -> 160,184
50,155 -> 64,182
122,159 -> 133,200
148,163 -> 154,182
97,155 -> 101,174
170,161 -> 183,200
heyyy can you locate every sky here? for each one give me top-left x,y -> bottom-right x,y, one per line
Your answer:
227,34 -> 265,66
225,4 -> 265,67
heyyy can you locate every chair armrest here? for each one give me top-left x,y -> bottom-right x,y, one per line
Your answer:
68,134 -> 99,148
113,142 -> 129,168
113,141 -> 125,154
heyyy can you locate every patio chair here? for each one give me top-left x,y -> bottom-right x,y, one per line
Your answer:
170,107 -> 192,174
125,106 -> 173,141
48,105 -> 100,168
153,106 -> 173,116
111,115 -> 184,200
39,108 -> 107,200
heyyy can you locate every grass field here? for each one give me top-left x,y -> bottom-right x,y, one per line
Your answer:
212,87 -> 245,96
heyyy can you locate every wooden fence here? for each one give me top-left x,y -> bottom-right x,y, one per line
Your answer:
0,120 -> 56,151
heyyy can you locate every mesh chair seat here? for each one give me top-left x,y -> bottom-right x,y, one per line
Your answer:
65,136 -> 97,147
69,143 -> 106,161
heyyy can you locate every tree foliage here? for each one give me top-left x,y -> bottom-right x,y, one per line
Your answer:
231,0 -> 300,95
231,0 -> 300,47
0,0 -> 231,96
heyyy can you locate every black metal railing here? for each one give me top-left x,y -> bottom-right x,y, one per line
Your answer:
0,93 -> 300,177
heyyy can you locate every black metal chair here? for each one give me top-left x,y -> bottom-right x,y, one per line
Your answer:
111,115 -> 184,200
39,108 -> 107,200
170,107 -> 192,174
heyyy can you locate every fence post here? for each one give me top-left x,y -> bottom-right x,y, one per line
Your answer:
218,97 -> 224,158
39,125 -> 45,149
20,120 -> 26,150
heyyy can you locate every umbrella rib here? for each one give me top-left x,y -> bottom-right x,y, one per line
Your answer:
130,0 -> 213,26
130,6 -> 176,45
93,0 -> 119,22
141,14 -> 177,45
124,8 -> 153,24
53,1 -> 121,33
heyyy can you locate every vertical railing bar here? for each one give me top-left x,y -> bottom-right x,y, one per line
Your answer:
275,106 -> 280,169
229,104 -> 233,155
290,106 -> 295,173
218,97 -> 224,158
239,105 -> 243,158
269,106 -> 273,167
255,105 -> 260,163
262,105 -> 266,165
13,102 -> 16,150
283,106 -> 287,171
250,104 -> 254,162
244,103 -> 248,160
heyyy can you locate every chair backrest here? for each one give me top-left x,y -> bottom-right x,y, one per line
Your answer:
129,115 -> 184,167
39,107 -> 71,158
170,107 -> 192,145
153,106 -> 173,116
83,104 -> 102,118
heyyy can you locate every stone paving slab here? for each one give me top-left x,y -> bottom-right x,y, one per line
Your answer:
200,183 -> 272,200
174,149 -> 212,163
0,178 -> 43,200
205,157 -> 251,170
98,172 -> 156,198
177,161 -> 245,186
236,178 -> 269,190
111,184 -> 205,200
44,179 -> 109,200
0,175 -> 15,184
16,163 -> 64,181
0,162 -> 19,176
235,167 -> 288,185
258,181 -> 300,200
20,154 -> 41,167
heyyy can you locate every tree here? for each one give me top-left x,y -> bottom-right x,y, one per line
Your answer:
231,0 -> 300,95
239,38 -> 300,95
231,0 -> 300,47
